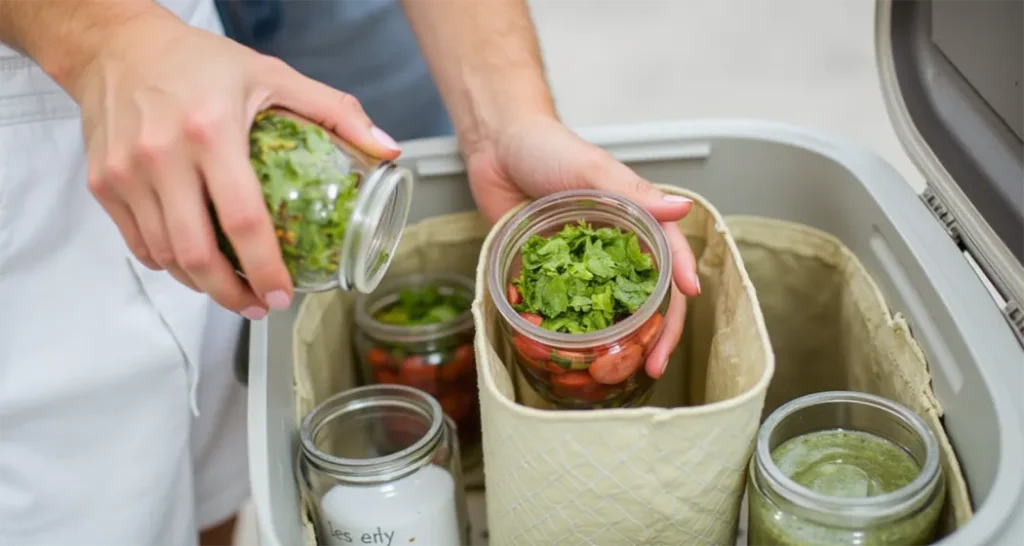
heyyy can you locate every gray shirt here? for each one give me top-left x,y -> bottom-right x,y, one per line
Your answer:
217,0 -> 453,141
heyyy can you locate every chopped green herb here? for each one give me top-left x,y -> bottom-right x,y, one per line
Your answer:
374,285 -> 471,327
214,110 -> 360,287
512,221 -> 658,333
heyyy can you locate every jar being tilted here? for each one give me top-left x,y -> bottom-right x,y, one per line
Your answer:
487,190 -> 671,409
213,109 -> 413,294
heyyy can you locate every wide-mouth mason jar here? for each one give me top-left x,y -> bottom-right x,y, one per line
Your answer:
748,391 -> 946,546
214,109 -> 413,294
297,385 -> 470,546
486,190 -> 672,409
354,273 -> 481,455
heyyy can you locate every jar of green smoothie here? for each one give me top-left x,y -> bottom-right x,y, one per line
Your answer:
747,391 -> 945,546
213,109 -> 414,294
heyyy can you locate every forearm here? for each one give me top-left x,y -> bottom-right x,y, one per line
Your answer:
400,0 -> 557,155
0,0 -> 166,93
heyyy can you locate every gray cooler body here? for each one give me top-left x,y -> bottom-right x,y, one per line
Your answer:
245,0 -> 1024,544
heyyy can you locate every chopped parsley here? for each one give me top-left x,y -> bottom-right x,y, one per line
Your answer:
512,221 -> 658,333
374,285 -> 470,327
214,110 -> 360,286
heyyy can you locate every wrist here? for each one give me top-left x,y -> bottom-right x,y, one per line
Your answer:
453,67 -> 558,158
38,2 -> 171,96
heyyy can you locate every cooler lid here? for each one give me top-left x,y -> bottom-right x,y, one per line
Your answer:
875,0 -> 1024,342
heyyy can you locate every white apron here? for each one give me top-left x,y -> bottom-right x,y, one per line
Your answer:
0,1 -> 249,544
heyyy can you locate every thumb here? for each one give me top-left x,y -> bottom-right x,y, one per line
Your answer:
583,159 -> 692,222
264,59 -> 401,160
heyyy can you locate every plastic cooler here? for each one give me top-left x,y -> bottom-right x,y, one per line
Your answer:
244,0 -> 1024,544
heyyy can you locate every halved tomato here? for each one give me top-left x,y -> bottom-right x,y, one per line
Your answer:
588,343 -> 644,385
551,371 -> 610,403
519,312 -> 544,327
512,334 -> 552,361
398,356 -> 440,395
439,392 -> 475,424
633,313 -> 665,353
373,368 -> 399,384
366,347 -> 391,368
507,284 -> 522,305
440,344 -> 475,383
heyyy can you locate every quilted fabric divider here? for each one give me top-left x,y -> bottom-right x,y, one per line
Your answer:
472,187 -> 774,545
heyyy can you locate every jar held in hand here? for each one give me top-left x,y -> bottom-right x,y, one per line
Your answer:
487,190 -> 672,409
212,109 -> 414,294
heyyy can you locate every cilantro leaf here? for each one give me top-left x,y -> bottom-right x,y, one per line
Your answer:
511,221 -> 659,333
375,284 -> 469,326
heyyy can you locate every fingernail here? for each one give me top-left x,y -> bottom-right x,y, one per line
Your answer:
659,359 -> 670,376
693,273 -> 702,294
265,290 -> 291,311
241,306 -> 267,321
370,126 -> 401,151
663,195 -> 692,203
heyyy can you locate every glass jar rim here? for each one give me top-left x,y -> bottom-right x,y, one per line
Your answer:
354,272 -> 475,343
340,162 -> 414,294
755,391 -> 943,523
486,189 -> 671,348
299,384 -> 443,485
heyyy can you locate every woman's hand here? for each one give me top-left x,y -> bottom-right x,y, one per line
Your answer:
466,115 -> 701,379
70,10 -> 401,319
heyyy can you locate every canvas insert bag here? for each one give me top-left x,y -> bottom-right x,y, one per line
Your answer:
288,191 -> 973,546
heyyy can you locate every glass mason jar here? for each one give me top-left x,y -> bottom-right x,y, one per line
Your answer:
298,385 -> 470,546
748,391 -> 946,546
354,273 -> 481,455
486,190 -> 672,409
213,109 -> 413,294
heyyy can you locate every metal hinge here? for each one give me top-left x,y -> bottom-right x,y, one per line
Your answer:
1005,301 -> 1024,346
921,187 -> 1024,347
922,187 -> 963,243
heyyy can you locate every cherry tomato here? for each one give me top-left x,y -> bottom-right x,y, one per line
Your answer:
546,361 -> 568,374
373,368 -> 399,384
519,312 -> 544,327
440,344 -> 475,383
551,349 -> 591,368
518,361 -> 549,384
512,333 -> 552,361
367,347 -> 391,368
398,356 -> 440,395
633,313 -> 665,353
588,343 -> 644,385
551,371 -> 610,403
507,284 -> 522,305
439,392 -> 474,424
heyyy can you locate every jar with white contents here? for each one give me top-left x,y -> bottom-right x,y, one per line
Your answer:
298,385 -> 470,546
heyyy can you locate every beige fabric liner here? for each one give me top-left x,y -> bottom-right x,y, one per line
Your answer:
290,191 -> 972,545
727,216 -> 973,538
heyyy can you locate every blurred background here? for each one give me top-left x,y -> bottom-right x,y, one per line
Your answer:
233,0 -> 921,542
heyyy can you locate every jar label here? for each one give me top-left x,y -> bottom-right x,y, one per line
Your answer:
319,465 -> 461,546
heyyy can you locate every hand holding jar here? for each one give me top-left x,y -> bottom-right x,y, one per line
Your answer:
487,190 -> 682,409
466,116 -> 700,380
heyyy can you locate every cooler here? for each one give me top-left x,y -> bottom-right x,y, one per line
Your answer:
244,0 -> 1024,544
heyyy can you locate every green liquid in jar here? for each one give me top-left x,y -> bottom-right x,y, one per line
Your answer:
772,429 -> 920,498
748,429 -> 944,546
